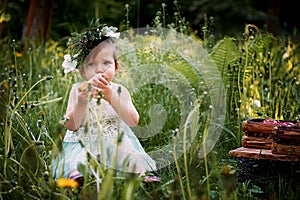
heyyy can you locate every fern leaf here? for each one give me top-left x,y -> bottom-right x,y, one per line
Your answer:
209,37 -> 240,72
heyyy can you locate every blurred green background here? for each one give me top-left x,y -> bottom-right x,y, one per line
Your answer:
1,0 -> 299,42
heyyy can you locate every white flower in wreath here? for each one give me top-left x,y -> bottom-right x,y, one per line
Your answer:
101,26 -> 120,39
62,54 -> 78,74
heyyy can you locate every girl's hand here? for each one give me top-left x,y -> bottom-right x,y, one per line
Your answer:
77,86 -> 89,104
91,75 -> 112,102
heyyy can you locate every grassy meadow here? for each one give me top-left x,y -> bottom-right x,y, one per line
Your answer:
1,13 -> 300,200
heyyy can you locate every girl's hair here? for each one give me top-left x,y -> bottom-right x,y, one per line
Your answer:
79,38 -> 119,77
83,38 -> 117,67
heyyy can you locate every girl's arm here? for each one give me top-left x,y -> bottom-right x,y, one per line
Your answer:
65,84 -> 89,131
104,84 -> 139,127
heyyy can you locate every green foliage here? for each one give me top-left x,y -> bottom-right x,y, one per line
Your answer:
1,11 -> 300,200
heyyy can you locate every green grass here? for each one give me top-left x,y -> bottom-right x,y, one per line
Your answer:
1,14 -> 300,200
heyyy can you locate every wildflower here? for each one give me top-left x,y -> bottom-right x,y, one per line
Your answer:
56,177 -> 79,188
57,52 -> 64,58
252,99 -> 261,107
3,80 -> 8,89
62,54 -> 78,74
14,52 -> 22,57
282,52 -> 289,59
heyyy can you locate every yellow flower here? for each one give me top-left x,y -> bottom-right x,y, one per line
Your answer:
56,178 -> 79,188
14,52 -> 22,57
57,52 -> 64,58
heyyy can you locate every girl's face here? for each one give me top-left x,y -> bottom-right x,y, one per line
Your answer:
82,43 -> 118,82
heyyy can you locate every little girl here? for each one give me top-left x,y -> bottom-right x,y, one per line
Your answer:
52,24 -> 158,186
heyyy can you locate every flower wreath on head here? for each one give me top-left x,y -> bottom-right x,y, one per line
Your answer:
62,20 -> 120,74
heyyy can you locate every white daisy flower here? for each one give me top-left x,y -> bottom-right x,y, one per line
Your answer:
62,54 -> 78,74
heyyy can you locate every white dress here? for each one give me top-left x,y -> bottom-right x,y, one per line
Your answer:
52,83 -> 157,180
